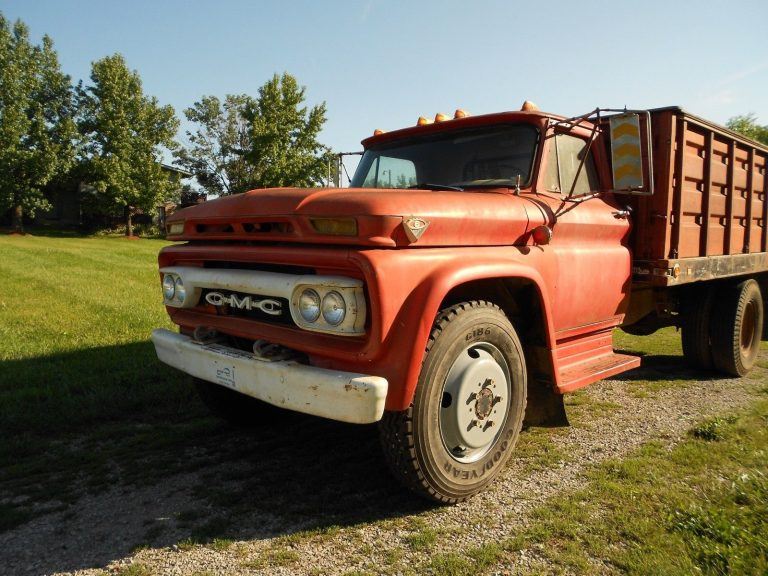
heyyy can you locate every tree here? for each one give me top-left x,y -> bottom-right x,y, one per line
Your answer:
176,73 -> 331,195
244,73 -> 330,188
77,54 -> 179,236
0,14 -> 76,232
726,113 -> 768,146
174,94 -> 257,196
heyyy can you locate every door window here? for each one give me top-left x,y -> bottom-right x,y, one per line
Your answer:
544,134 -> 599,196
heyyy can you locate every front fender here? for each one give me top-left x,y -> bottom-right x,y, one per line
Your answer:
352,247 -> 557,410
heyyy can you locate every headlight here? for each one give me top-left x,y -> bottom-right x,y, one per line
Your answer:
174,276 -> 186,303
168,222 -> 184,235
162,274 -> 176,300
298,289 -> 321,323
321,291 -> 346,326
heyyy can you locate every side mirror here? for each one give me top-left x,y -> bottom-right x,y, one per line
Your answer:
609,112 -> 654,195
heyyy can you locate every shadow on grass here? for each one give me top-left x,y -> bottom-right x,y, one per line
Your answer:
0,341 -> 430,575
612,351 -> 726,383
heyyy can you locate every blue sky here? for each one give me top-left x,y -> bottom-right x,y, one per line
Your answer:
2,0 -> 767,168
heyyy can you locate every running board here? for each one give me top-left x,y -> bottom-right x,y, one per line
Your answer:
557,352 -> 641,393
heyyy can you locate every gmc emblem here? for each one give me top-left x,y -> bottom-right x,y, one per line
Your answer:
205,291 -> 282,316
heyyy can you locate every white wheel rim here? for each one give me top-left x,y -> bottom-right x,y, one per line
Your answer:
439,342 -> 512,463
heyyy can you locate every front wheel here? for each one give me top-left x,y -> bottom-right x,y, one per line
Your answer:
378,301 -> 527,503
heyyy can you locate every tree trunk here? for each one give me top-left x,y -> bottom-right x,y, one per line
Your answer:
125,205 -> 133,237
11,205 -> 24,234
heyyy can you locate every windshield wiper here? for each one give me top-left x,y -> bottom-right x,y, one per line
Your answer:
407,182 -> 464,192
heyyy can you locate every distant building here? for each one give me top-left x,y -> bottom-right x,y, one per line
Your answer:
34,163 -> 195,229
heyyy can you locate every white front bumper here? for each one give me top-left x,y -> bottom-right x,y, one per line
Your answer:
151,329 -> 388,424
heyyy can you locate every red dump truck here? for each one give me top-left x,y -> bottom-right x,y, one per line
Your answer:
152,103 -> 768,502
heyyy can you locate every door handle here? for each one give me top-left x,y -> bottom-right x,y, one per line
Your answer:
612,208 -> 632,219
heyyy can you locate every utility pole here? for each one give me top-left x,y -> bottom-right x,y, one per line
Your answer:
332,151 -> 363,187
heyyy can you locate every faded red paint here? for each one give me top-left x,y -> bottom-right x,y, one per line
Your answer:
158,107 -> 768,410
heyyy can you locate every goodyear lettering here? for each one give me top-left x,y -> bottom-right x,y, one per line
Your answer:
442,437 -> 513,480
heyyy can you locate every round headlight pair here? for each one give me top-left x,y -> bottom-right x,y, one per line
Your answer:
162,274 -> 185,303
298,289 -> 346,326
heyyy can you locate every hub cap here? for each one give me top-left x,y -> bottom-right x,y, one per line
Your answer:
439,342 -> 511,463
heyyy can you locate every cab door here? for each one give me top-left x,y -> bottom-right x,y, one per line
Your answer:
525,131 -> 632,334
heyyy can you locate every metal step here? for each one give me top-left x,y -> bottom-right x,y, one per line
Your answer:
557,352 -> 641,393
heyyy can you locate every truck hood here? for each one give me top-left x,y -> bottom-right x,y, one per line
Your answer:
167,187 -> 531,247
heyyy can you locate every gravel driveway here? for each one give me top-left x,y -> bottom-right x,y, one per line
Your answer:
2,355 -> 765,576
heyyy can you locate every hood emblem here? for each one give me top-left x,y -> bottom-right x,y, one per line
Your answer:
403,217 -> 430,242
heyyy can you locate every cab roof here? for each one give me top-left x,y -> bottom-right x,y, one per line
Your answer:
361,110 -> 570,148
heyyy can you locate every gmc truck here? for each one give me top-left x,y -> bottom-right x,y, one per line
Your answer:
152,102 -> 768,503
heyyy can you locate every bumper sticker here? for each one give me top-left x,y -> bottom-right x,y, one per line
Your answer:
215,364 -> 236,389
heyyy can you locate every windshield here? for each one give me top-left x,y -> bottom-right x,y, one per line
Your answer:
350,124 -> 539,189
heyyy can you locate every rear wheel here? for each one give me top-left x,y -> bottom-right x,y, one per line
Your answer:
681,286 -> 715,369
710,279 -> 763,376
193,377 -> 290,426
378,301 -> 527,503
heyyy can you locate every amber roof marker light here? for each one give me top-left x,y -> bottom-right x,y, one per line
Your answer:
454,109 -> 469,118
521,100 -> 539,112
417,116 -> 433,126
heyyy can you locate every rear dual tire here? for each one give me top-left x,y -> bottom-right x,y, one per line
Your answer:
681,286 -> 715,369
710,279 -> 763,376
682,279 -> 763,377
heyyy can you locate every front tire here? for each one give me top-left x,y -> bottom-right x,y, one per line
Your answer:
379,301 -> 527,503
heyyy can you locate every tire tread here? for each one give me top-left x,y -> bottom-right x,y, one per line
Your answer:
681,286 -> 715,369
710,279 -> 763,377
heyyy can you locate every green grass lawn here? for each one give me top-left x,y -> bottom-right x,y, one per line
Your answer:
0,234 -> 183,431
0,233 -> 213,529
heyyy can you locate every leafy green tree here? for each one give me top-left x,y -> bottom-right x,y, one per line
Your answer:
178,73 -> 331,195
726,113 -> 768,146
0,14 -> 76,232
77,54 -> 179,236
244,73 -> 330,188
174,94 -> 256,196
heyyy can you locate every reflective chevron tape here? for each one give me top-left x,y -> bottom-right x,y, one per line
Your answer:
609,113 -> 644,190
